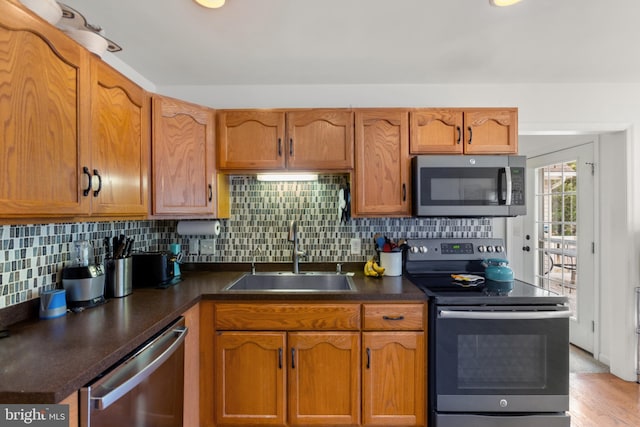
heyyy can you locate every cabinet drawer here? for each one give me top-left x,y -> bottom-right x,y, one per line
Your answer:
363,304 -> 424,330
215,303 -> 361,330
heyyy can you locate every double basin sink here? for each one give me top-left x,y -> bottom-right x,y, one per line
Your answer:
223,271 -> 356,292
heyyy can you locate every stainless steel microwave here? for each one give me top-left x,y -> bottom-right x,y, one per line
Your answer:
412,155 -> 526,217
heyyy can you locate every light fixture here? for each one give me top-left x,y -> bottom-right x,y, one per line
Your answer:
489,0 -> 523,6
194,0 -> 225,9
256,173 -> 318,182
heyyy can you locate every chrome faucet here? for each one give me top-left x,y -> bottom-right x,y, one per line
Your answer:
288,220 -> 307,274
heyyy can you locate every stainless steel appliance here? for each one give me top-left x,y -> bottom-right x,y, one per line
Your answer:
61,264 -> 106,310
412,155 -> 526,217
80,317 -> 187,427
405,238 -> 570,427
62,240 -> 106,310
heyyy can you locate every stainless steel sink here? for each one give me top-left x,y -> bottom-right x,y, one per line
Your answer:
222,272 -> 356,292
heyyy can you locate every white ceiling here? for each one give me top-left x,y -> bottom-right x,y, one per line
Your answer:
60,0 -> 640,86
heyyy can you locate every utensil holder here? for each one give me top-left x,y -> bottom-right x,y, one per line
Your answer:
379,252 -> 403,276
107,257 -> 133,298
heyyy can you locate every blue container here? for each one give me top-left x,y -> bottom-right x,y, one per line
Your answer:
39,289 -> 67,319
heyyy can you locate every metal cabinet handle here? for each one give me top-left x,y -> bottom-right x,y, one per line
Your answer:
467,126 -> 473,144
382,315 -> 405,321
366,348 -> 371,369
291,348 -> 296,369
82,167 -> 92,196
208,184 -> 213,202
278,348 -> 283,369
92,169 -> 102,197
278,138 -> 282,156
456,126 -> 461,144
402,184 -> 406,201
289,138 -> 294,156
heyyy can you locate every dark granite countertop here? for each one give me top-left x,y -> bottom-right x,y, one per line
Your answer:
0,265 -> 424,403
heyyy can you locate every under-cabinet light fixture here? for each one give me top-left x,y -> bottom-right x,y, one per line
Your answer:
489,0 -> 523,6
256,173 -> 318,182
194,0 -> 225,9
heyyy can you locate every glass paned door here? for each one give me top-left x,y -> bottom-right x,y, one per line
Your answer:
522,143 -> 595,352
535,161 -> 578,315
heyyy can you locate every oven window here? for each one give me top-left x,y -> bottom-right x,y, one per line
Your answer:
458,334 -> 546,389
431,178 -> 497,202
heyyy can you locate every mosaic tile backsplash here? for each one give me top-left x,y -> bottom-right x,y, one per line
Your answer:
0,175 -> 492,310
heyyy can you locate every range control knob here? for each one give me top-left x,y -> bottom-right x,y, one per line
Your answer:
477,245 -> 486,253
487,246 -> 495,253
419,246 -> 428,254
409,246 -> 419,254
495,245 -> 504,253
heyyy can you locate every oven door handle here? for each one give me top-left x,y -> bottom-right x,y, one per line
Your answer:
85,322 -> 188,411
438,309 -> 571,320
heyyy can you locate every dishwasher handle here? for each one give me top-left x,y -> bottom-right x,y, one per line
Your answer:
439,309 -> 571,320
88,321 -> 188,410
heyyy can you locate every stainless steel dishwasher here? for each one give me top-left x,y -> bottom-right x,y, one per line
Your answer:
80,317 -> 188,427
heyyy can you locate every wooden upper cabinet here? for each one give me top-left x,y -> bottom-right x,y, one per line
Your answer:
217,109 -> 354,171
217,110 -> 286,170
410,109 -> 464,154
286,110 -> 354,170
354,110 -> 411,217
0,1 -> 91,217
90,59 -> 149,216
410,108 -> 518,155
463,108 -> 518,154
152,95 -> 219,217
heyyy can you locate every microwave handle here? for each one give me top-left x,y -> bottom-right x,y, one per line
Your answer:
498,167 -> 513,206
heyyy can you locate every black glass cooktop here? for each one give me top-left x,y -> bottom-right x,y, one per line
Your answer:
406,274 -> 568,306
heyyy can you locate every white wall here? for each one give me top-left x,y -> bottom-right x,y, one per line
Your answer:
152,82 -> 639,381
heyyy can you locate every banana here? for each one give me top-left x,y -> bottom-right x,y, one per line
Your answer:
371,261 -> 385,276
364,258 -> 383,277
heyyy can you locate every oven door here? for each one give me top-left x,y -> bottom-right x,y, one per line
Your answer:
433,305 -> 570,414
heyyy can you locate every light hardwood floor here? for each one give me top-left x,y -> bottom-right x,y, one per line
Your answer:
570,373 -> 640,426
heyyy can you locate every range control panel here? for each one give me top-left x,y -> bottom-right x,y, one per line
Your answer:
405,238 -> 506,262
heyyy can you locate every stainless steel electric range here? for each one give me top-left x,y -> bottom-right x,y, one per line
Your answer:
405,238 -> 571,427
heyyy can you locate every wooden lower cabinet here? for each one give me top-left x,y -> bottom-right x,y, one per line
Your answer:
203,301 -> 426,427
289,332 -> 360,425
214,331 -> 360,426
215,332 -> 287,426
362,332 -> 425,426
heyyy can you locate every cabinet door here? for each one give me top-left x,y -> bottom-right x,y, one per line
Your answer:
215,332 -> 287,426
286,110 -> 354,170
0,2 -> 91,217
363,332 -> 425,426
289,332 -> 360,425
463,108 -> 518,154
354,110 -> 410,217
410,109 -> 464,154
217,110 -> 285,170
90,59 -> 149,216
152,96 -> 216,216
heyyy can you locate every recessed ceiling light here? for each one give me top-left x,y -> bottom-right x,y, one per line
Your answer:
490,0 -> 523,6
194,0 -> 225,9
